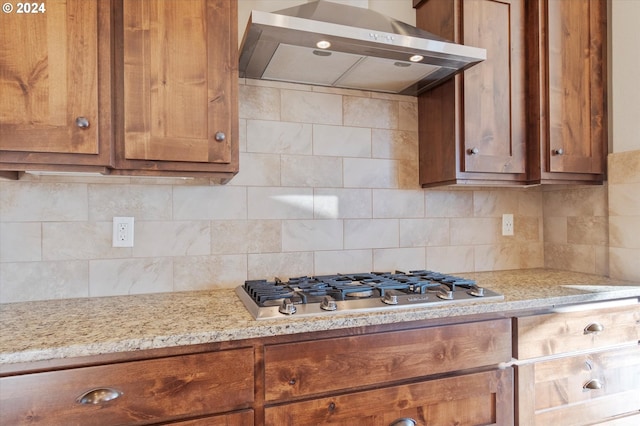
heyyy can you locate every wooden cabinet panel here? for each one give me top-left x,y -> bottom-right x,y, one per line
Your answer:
264,318 -> 512,402
416,0 -> 527,187
265,368 -> 514,426
0,348 -> 254,426
117,0 -> 238,175
0,0 -> 112,168
516,346 -> 640,426
171,410 -> 254,425
514,303 -> 640,360
528,0 -> 607,183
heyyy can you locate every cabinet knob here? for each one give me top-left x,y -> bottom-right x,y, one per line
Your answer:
583,379 -> 603,390
214,131 -> 226,142
75,117 -> 90,129
390,418 -> 417,426
584,322 -> 604,334
468,147 -> 480,155
76,387 -> 123,405
554,148 -> 564,155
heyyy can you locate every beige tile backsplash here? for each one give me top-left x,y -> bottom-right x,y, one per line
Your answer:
11,78 -> 639,303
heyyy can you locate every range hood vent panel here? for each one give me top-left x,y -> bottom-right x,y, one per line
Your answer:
239,0 -> 486,96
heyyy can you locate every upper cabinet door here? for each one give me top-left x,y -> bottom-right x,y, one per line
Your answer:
544,0 -> 606,175
0,0 -> 111,166
462,0 -> 526,175
119,0 -> 238,174
416,0 -> 527,187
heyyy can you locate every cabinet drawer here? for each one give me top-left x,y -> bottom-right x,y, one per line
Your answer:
264,318 -> 511,402
514,301 -> 640,359
0,348 -> 254,426
265,368 -> 513,426
171,409 -> 254,425
517,346 -> 640,426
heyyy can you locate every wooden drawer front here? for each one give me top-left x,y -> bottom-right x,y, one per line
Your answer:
264,318 -> 511,402
517,346 -> 640,426
265,368 -> 513,426
171,409 -> 254,425
515,303 -> 640,359
0,348 -> 254,426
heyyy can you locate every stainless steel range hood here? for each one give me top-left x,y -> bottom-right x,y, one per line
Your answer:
239,0 -> 486,96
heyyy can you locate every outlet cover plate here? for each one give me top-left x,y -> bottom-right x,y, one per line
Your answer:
113,217 -> 134,247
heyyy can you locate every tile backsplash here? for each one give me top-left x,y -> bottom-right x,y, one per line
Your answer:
0,78 -> 554,303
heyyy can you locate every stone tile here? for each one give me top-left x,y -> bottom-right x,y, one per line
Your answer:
313,188 -> 372,219
399,218 -> 450,247
567,216 -> 608,246
228,152 -> 281,187
247,252 -> 314,280
398,100 -> 418,132
173,254 -> 247,291
248,187 -> 314,219
544,243 -> 596,274
0,223 -> 41,262
211,220 -> 281,254
371,129 -> 418,160
425,190 -> 474,218
373,189 -> 424,218
173,186 -> 247,220
609,216 -> 640,249
609,182 -> 640,216
450,218 -> 499,245
0,261 -> 89,303
344,96 -> 399,129
343,158 -> 398,188
313,124 -> 371,158
344,219 -> 399,249
609,247 -> 640,281
239,84 -> 280,121
42,222 -> 122,260
134,221 -> 210,257
0,182 -> 87,222
608,150 -> 640,184
282,219 -> 343,252
314,249 -> 372,275
373,247 -> 426,272
281,89 -> 342,125
246,120 -> 312,155
543,216 -> 568,244
473,190 -> 520,217
88,184 -> 171,221
281,155 -> 343,187
426,245 -> 474,273
89,258 -> 173,297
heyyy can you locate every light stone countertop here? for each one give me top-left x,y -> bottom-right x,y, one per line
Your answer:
1,269 -> 640,365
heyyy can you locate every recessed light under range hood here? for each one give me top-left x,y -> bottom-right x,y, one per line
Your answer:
239,0 -> 486,96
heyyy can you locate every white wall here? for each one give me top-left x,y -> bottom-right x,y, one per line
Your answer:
610,0 -> 640,153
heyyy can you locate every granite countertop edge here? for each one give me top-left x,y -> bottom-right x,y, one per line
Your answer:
2,269 -> 640,365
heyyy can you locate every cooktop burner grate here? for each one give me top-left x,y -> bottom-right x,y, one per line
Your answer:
236,270 -> 504,320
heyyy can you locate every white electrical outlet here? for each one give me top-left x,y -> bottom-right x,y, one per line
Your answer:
502,214 -> 514,236
113,217 -> 134,247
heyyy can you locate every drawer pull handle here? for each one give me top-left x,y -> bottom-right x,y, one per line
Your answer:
584,322 -> 604,334
583,379 -> 603,390
390,418 -> 417,426
77,388 -> 123,405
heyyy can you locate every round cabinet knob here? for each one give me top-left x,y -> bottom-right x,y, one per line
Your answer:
75,117 -> 90,129
468,147 -> 480,155
554,148 -> 564,155
214,131 -> 226,142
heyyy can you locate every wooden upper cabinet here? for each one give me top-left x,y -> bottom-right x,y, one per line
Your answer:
416,0 -> 527,187
116,0 -> 238,178
528,0 -> 607,183
0,0 -> 112,170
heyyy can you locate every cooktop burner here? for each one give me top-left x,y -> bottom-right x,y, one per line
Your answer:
235,270 -> 503,319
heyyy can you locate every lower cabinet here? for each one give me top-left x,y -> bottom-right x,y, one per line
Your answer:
265,368 -> 513,426
0,348 -> 254,426
514,300 -> 640,426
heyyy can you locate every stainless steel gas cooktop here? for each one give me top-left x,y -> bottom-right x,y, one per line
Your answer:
235,270 -> 503,320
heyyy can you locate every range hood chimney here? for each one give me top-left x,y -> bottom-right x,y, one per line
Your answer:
239,0 -> 486,96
